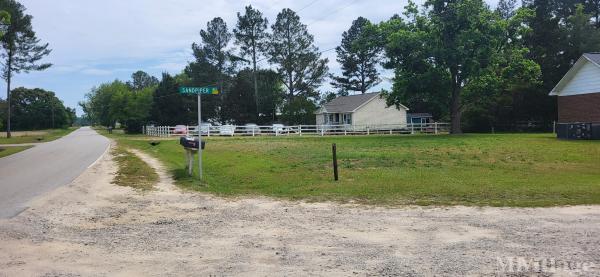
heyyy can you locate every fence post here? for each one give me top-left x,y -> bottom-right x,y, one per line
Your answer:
553,121 -> 556,134
332,143 -> 338,181
367,126 -> 370,135
411,124 -> 414,134
299,125 -> 302,136
434,122 -> 438,134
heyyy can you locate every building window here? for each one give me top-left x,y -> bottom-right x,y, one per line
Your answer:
344,113 -> 352,124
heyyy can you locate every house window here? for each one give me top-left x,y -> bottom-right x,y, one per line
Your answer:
344,114 -> 352,124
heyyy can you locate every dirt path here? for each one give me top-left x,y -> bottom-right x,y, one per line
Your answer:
1,144 -> 599,276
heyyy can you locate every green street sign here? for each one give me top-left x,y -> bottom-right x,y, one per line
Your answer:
178,86 -> 220,95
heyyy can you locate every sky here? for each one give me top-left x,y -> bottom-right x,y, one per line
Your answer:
1,0 -> 499,115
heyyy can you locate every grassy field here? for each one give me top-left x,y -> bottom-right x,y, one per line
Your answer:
0,128 -> 77,144
0,145 -> 32,158
103,131 -> 600,207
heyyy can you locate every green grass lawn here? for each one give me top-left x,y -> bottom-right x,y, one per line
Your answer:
0,128 -> 77,144
0,145 -> 32,158
104,131 -> 600,207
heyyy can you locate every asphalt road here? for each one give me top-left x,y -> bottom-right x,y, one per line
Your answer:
0,127 -> 109,218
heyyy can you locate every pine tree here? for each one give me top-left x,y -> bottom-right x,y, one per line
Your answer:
234,5 -> 268,118
0,0 -> 51,138
331,17 -> 381,94
267,8 -> 328,100
192,17 -> 234,122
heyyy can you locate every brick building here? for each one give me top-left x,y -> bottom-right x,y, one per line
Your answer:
549,53 -> 600,139
550,53 -> 600,123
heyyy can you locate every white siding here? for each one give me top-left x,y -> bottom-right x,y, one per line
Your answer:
560,61 -> 600,96
352,96 -> 407,126
315,114 -> 325,125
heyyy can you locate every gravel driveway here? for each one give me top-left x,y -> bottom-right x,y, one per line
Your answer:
0,145 -> 598,276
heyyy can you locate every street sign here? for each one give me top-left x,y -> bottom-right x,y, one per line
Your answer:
177,85 -> 220,181
178,86 -> 220,95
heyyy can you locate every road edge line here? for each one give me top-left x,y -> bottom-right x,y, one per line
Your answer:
88,141 -> 111,169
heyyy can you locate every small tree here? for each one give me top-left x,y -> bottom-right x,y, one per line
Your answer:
0,0 -> 51,138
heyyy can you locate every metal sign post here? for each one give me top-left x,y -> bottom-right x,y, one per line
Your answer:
197,93 -> 202,179
179,86 -> 219,180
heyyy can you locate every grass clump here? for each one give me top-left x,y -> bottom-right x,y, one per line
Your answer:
0,128 -> 76,144
112,144 -> 159,191
0,146 -> 32,158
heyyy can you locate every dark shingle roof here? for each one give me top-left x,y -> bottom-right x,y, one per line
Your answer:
321,93 -> 380,113
584,53 -> 600,65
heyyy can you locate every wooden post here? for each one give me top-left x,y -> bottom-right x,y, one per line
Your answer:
186,149 -> 194,176
332,143 -> 338,181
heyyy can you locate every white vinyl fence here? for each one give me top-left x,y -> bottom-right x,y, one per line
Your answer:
143,123 -> 449,137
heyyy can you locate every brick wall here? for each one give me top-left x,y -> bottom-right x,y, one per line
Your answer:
558,93 -> 600,123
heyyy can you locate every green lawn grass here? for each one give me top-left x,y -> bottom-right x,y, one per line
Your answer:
0,128 -> 77,144
0,145 -> 32,158
103,131 -> 600,207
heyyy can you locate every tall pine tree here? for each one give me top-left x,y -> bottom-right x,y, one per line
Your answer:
267,8 -> 328,101
0,0 -> 51,138
331,17 -> 381,94
234,5 -> 268,119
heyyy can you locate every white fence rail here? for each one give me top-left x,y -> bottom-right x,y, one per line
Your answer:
143,123 -> 449,137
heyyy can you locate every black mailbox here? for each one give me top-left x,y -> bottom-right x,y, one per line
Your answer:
179,137 -> 206,150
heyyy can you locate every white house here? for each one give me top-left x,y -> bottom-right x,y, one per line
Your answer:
315,92 -> 409,127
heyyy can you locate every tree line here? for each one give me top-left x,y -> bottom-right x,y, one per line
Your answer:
81,0 -> 600,134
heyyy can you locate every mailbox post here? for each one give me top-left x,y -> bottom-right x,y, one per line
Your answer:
180,137 -> 206,176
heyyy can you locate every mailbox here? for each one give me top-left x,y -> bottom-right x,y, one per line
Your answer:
179,137 -> 206,150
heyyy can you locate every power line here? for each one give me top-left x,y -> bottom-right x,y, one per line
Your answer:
256,46 -> 337,66
297,0 -> 320,12
306,0 -> 361,26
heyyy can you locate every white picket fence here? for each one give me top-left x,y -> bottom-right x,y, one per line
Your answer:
143,123 -> 449,137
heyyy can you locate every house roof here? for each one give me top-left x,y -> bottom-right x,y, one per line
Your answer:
549,53 -> 600,96
317,92 -> 408,114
